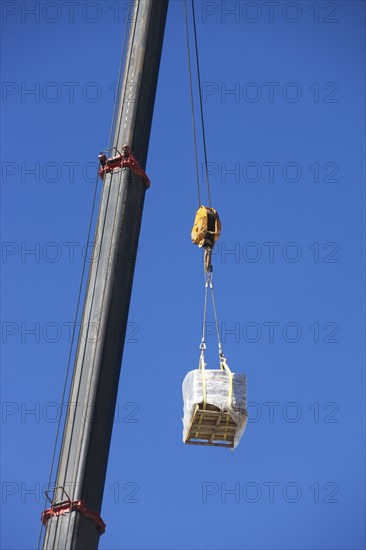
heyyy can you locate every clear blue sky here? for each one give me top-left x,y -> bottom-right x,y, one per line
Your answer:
1,1 -> 365,549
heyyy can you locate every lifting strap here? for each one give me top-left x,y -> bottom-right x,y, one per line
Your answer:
220,355 -> 233,410
199,346 -> 234,412
199,344 -> 207,408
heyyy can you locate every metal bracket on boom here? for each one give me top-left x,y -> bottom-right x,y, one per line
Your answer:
41,486 -> 106,535
98,145 -> 150,189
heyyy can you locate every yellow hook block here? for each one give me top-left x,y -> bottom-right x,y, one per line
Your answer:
191,205 -> 221,249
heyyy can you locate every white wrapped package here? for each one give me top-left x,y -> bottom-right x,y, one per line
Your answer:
182,369 -> 247,449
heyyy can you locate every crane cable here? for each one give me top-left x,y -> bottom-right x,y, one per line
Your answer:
37,168 -> 100,550
57,3 -> 138,542
184,0 -> 212,208
38,5 -> 134,548
191,0 -> 212,208
184,0 -> 225,369
184,0 -> 200,207
200,267 -> 224,364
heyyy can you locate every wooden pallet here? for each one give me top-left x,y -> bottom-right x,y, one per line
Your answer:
184,403 -> 243,448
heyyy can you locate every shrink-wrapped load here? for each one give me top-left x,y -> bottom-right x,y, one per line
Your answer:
182,369 -> 247,449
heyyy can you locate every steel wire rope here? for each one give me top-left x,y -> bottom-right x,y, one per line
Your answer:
57,169 -> 115,547
69,0 -> 140,486
191,0 -> 212,207
208,270 -> 224,359
58,3 -> 141,539
53,163 -> 115,548
201,267 -> 224,366
36,167 -> 100,550
184,0 -> 201,207
69,163 -> 126,503
59,0 -> 139,490
45,12 -> 133,535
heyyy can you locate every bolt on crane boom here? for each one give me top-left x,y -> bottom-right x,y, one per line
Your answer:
41,1 -> 168,548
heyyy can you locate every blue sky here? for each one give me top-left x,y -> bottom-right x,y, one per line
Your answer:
1,1 -> 365,549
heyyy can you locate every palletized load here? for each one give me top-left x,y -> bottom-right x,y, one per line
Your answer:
182,363 -> 247,449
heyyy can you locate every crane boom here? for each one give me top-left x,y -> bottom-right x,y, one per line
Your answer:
42,1 -> 168,547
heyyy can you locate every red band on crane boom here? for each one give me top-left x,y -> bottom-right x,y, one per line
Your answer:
98,145 -> 150,189
41,489 -> 106,534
